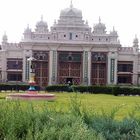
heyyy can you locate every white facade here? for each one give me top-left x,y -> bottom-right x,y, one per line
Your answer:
0,3 -> 139,87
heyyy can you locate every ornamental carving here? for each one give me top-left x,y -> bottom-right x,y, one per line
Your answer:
92,52 -> 107,62
33,51 -> 48,61
58,52 -> 82,62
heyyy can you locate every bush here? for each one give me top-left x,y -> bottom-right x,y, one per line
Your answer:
0,83 -> 40,92
45,85 -> 140,96
1,99 -> 140,140
45,85 -> 69,92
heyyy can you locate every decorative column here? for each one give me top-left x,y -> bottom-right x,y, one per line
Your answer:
133,57 -> 138,85
25,57 -> 30,81
88,51 -> 91,85
1,52 -> 7,82
24,50 -> 32,82
110,59 -> 115,83
52,51 -> 57,84
49,50 -> 57,85
83,51 -> 88,85
107,52 -> 117,85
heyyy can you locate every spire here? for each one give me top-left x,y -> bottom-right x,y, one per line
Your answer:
54,19 -> 57,25
2,31 -> 8,43
99,16 -> 101,23
24,24 -> 31,33
70,0 -> 73,8
41,15 -> 43,21
85,20 -> 88,25
27,24 -> 30,29
133,34 -> 138,46
113,26 -> 115,31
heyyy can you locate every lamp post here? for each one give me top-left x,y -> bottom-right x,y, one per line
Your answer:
27,56 -> 37,94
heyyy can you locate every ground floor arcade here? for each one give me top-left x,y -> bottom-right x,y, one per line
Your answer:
1,50 -> 137,87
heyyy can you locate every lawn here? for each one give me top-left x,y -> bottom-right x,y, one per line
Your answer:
1,91 -> 140,119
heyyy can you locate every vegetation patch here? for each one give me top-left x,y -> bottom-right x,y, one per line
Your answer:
1,94 -> 140,139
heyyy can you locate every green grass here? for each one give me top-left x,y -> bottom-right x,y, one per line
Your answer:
1,92 -> 140,119
1,92 -> 140,139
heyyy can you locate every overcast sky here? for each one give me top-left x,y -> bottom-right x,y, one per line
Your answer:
0,0 -> 139,46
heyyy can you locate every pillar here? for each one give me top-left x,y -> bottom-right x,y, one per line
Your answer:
83,51 -> 88,85
49,50 -> 57,85
107,52 -> 117,85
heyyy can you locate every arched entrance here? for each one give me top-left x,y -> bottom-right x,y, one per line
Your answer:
57,52 -> 82,85
91,52 -> 107,85
33,51 -> 49,88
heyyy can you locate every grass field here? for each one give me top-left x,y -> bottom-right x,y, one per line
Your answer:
1,92 -> 140,119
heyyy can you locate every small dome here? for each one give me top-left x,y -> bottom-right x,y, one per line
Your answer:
60,2 -> 82,18
93,17 -> 106,34
94,17 -> 106,30
36,16 -> 48,27
94,23 -> 106,30
35,16 -> 48,33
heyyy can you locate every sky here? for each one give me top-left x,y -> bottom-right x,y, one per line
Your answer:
0,0 -> 140,46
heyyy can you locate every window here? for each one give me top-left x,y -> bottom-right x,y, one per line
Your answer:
118,76 -> 132,84
69,33 -> 72,40
7,60 -> 22,69
7,73 -> 22,81
118,64 -> 133,72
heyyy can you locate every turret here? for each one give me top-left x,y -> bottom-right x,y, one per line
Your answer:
109,27 -> 119,43
23,24 -> 32,40
93,17 -> 106,34
133,35 -> 139,47
35,16 -> 48,33
2,32 -> 8,44
133,35 -> 139,53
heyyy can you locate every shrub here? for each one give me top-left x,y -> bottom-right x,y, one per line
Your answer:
45,85 -> 69,92
46,85 -> 113,94
1,98 -> 140,139
0,83 -> 40,92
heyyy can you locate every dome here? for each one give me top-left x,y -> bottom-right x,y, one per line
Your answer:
60,2 -> 82,18
94,17 -> 106,30
93,18 -> 106,34
36,16 -> 48,28
35,16 -> 48,33
94,23 -> 106,30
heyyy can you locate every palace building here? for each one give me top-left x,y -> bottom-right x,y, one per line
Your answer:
0,3 -> 140,87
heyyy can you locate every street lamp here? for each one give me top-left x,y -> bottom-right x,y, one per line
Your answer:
27,56 -> 37,94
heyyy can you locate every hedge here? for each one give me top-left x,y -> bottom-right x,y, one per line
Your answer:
45,85 -> 140,96
1,83 -> 140,96
0,84 -> 40,91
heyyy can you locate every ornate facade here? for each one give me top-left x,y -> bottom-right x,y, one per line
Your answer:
0,3 -> 140,87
